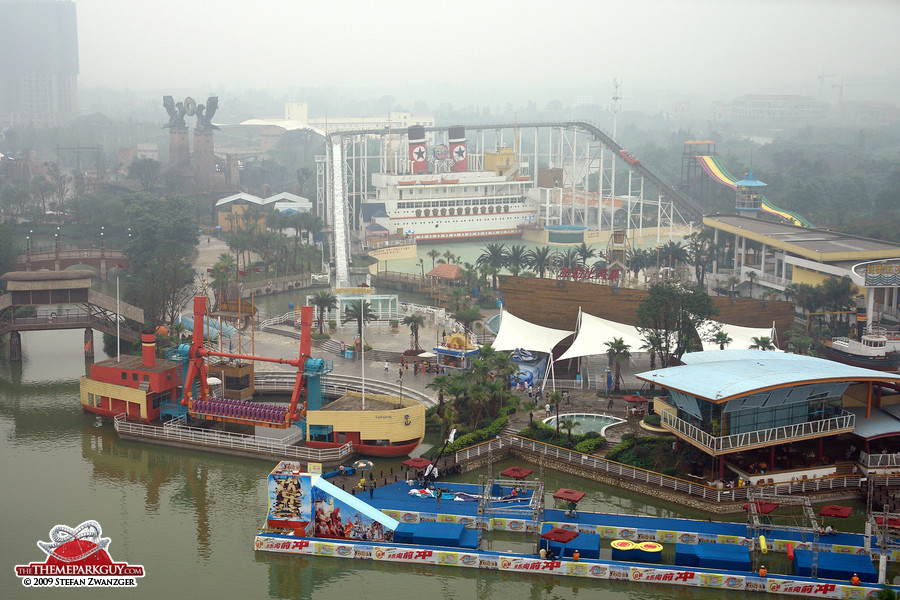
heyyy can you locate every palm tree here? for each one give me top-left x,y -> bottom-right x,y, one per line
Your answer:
506,244 -> 528,277
426,373 -> 451,413
311,290 -> 337,334
558,417 -> 581,447
875,586 -> 897,600
427,248 -> 441,269
640,333 -> 664,372
604,337 -> 631,392
343,300 -> 372,342
725,275 -> 741,297
525,246 -> 554,278
575,242 -> 597,267
712,331 -> 733,350
402,314 -> 426,351
745,270 -> 757,298
750,336 -> 776,351
627,247 -> 650,281
476,243 -> 507,289
557,248 -> 580,271
659,240 -> 688,270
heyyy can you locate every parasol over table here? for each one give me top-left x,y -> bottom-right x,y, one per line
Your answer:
553,488 -> 586,503
743,501 -> 779,514
352,459 -> 374,471
401,457 -> 432,469
501,466 -> 534,480
541,528 -> 580,543
819,505 -> 852,518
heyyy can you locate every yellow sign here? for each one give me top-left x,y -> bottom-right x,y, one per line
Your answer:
336,287 -> 372,295
866,264 -> 900,274
307,462 -> 322,474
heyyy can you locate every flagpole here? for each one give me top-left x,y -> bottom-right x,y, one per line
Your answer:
361,307 -> 366,411
116,275 -> 120,362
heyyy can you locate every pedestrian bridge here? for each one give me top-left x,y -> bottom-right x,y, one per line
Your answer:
0,270 -> 144,361
15,248 -> 128,281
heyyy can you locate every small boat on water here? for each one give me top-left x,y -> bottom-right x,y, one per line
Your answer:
820,329 -> 900,371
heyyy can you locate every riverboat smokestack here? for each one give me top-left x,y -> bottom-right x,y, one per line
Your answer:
449,125 -> 467,173
142,332 -> 157,368
408,125 -> 428,175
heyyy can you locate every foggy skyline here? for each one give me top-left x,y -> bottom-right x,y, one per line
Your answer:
75,0 -> 900,112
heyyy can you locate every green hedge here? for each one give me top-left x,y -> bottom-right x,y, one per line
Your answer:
574,437 -> 606,454
643,414 -> 661,427
311,332 -> 330,340
424,398 -> 519,458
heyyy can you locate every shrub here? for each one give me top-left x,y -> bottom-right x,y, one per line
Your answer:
582,431 -> 601,439
643,414 -> 661,427
311,332 -> 330,340
574,437 -> 606,454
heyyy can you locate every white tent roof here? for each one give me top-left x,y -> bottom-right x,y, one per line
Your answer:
491,310 -> 573,354
558,311 -> 646,361
699,320 -> 780,352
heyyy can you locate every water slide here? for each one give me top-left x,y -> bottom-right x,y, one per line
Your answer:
330,137 -> 351,285
695,155 -> 814,227
313,476 -> 400,531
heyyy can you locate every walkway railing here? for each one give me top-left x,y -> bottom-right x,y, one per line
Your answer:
252,371 -> 436,407
456,434 -> 875,504
661,411 -> 855,454
861,451 -> 900,469
113,414 -> 353,462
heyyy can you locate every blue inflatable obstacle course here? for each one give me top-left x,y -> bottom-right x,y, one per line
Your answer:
793,549 -> 877,583
393,522 -> 479,549
689,542 -> 751,571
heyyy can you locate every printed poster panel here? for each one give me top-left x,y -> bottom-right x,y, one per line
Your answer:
585,563 -> 611,579
312,488 -> 389,542
418,512 -> 438,523
436,551 -> 479,568
677,532 -> 699,545
478,555 -> 499,570
373,546 -> 438,564
773,538 -> 810,552
307,462 -> 322,474
314,541 -> 336,557
491,518 -> 527,532
254,536 -> 315,555
498,557 -> 565,575
766,579 -> 849,598
608,564 -> 630,581
697,533 -> 718,544
268,473 -> 312,528
598,526 -> 618,539
566,562 -> 590,577
354,545 -> 373,560
657,530 -> 677,544
635,528 -> 658,542
438,514 -> 458,524
629,566 -> 700,587
615,527 -> 637,540
455,515 -> 477,529
717,534 -> 746,545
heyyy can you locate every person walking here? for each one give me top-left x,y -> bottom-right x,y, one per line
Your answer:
435,488 -> 442,509
545,402 -> 551,417
398,367 -> 403,380
369,479 -> 376,499
384,361 -> 389,374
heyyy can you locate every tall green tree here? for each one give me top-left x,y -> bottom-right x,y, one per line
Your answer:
124,194 -> 199,328
604,337 -> 631,392
635,281 -> 718,366
686,229 -> 717,287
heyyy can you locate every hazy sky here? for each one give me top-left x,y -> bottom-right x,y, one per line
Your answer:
77,0 -> 900,108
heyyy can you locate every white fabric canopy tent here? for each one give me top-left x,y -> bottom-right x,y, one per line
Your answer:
491,310 -> 574,391
558,310 -> 645,361
699,320 -> 781,352
491,310 -> 574,353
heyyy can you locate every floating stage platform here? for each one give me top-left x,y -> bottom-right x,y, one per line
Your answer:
255,463 -> 900,598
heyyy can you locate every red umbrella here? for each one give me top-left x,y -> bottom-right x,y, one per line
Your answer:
401,458 -> 432,469
501,466 -> 534,480
553,488 -> 586,503
819,505 -> 852,518
540,528 -> 579,543
743,501 -> 779,515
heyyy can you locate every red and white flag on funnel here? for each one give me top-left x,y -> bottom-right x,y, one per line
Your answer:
408,125 -> 427,175
449,125 -> 467,173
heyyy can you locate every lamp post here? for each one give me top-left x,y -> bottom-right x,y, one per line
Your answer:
100,226 -> 105,249
56,226 -> 60,251
396,378 -> 404,408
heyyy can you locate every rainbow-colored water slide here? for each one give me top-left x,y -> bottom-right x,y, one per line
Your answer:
694,155 -> 813,227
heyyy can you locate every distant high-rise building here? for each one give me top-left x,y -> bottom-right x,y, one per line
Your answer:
0,0 -> 79,128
